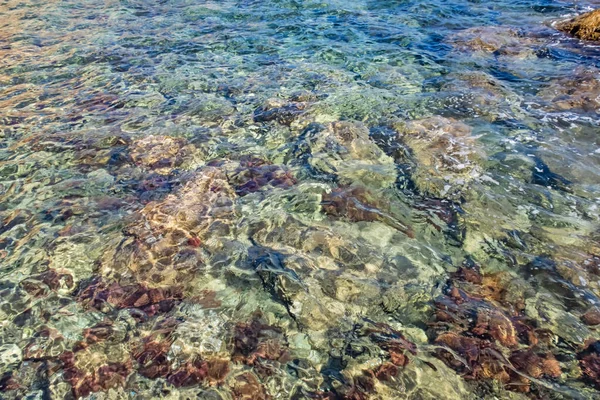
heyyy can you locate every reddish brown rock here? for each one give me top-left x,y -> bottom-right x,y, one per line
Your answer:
453,265 -> 483,285
0,375 -> 20,391
450,267 -> 528,313
232,314 -> 288,366
435,332 -> 516,384
78,278 -> 183,316
578,341 -> 600,389
132,340 -> 172,379
510,350 -> 561,380
389,349 -> 410,367
516,352 -> 566,387
435,332 -> 488,373
362,322 -> 416,374
542,356 -> 562,378
191,289 -> 222,309
20,269 -> 75,297
374,362 -> 399,381
582,308 -> 600,326
322,186 -> 414,237
167,359 -> 208,387
583,255 -> 600,275
342,373 -> 376,400
432,272 -> 565,394
366,322 -> 417,356
472,309 -> 518,348
60,351 -> 132,398
166,358 -> 229,387
226,157 -> 296,196
205,358 -> 230,385
321,187 -> 382,223
232,372 -> 270,400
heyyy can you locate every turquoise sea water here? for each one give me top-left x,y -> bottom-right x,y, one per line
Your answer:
1,0 -> 600,398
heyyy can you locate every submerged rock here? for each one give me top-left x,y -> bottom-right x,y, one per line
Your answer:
296,121 -> 397,188
321,185 -> 413,237
78,278 -> 183,316
582,308 -> 600,326
219,156 -> 296,196
393,117 -> 485,198
537,67 -> 600,112
556,9 -> 600,41
61,346 -> 132,398
232,312 -> 290,367
231,371 -> 270,400
448,26 -> 541,58
579,341 -> 600,389
437,71 -> 524,122
0,344 -> 21,372
428,266 -> 576,394
130,135 -> 195,174
254,99 -> 307,126
100,165 -> 240,288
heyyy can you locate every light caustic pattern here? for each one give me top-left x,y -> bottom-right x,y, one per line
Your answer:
1,0 -> 600,399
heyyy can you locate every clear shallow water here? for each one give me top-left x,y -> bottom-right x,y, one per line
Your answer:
1,0 -> 600,398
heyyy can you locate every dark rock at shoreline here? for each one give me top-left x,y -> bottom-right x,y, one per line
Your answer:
556,10 -> 600,41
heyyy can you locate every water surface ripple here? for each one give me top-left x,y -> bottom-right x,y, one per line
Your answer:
1,0 -> 600,398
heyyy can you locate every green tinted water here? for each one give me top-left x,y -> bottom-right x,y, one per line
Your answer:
1,0 -> 600,398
